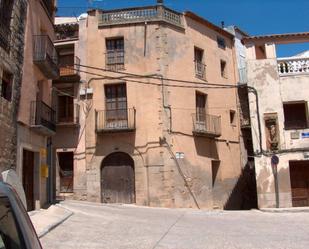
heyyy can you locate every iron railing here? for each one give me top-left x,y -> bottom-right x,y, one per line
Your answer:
96,108 -> 136,132
195,61 -> 206,79
98,5 -> 183,28
106,50 -> 125,71
33,35 -> 58,64
57,103 -> 80,125
30,101 -> 56,132
33,35 -> 59,78
59,56 -> 80,77
192,113 -> 221,137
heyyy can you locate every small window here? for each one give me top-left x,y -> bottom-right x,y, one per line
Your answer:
106,37 -> 124,71
217,37 -> 226,49
230,110 -> 236,125
1,70 -> 13,102
283,102 -> 308,129
194,47 -> 205,79
220,60 -> 227,78
255,45 -> 266,60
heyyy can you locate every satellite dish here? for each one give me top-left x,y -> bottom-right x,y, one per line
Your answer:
2,170 -> 27,210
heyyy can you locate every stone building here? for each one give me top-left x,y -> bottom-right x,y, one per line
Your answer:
243,32 -> 309,208
0,0 -> 27,172
17,0 -> 58,211
54,2 -> 243,209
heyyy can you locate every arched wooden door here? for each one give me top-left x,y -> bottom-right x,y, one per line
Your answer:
101,152 -> 135,204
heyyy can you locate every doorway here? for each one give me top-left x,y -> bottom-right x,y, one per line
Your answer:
289,161 -> 309,207
58,152 -> 74,193
22,149 -> 35,211
101,152 -> 135,204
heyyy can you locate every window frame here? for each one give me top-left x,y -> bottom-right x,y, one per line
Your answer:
220,59 -> 227,78
217,36 -> 226,49
283,101 -> 309,130
105,37 -> 125,71
1,70 -> 13,102
194,47 -> 206,79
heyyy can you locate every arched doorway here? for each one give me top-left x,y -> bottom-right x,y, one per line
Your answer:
101,152 -> 135,204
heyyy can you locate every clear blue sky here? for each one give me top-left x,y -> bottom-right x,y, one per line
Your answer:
57,0 -> 309,57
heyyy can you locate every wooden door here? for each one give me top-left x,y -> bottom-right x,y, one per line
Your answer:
22,150 -> 35,211
290,161 -> 309,207
101,152 -> 135,204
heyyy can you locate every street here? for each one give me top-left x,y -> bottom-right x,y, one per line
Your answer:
40,201 -> 309,249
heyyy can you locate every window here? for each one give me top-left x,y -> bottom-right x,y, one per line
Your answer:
1,70 -> 13,101
220,60 -> 227,78
217,36 -> 226,49
194,47 -> 205,79
0,0 -> 14,49
58,95 -> 74,123
255,45 -> 266,60
196,92 -> 207,123
0,196 -> 24,248
106,37 -> 124,71
105,84 -> 128,128
230,110 -> 236,125
283,102 -> 308,129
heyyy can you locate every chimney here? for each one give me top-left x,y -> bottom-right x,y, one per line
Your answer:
157,0 -> 164,5
221,21 -> 225,29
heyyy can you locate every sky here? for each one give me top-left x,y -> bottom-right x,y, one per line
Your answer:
56,0 -> 309,57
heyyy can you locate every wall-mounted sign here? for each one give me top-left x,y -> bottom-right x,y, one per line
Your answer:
175,152 -> 185,159
302,132 -> 309,138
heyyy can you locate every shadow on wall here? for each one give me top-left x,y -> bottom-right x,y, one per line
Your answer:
224,159 -> 258,210
194,136 -> 218,159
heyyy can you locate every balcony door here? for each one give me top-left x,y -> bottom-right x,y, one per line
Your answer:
196,92 -> 207,130
105,84 -> 128,129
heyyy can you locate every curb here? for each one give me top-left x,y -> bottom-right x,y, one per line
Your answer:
259,208 -> 309,213
36,206 -> 74,238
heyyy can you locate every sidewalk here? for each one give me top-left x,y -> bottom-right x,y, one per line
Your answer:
29,205 -> 73,238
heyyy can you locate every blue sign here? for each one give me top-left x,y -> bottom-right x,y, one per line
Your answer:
302,132 -> 309,138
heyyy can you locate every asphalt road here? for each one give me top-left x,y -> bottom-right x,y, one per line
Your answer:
41,200 -> 309,249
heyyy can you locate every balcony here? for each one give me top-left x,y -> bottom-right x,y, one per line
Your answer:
98,5 -> 183,28
96,108 -> 136,133
55,56 -> 80,82
0,21 -> 11,50
57,103 -> 80,127
33,35 -> 59,79
195,61 -> 206,79
30,101 -> 56,136
277,57 -> 309,76
192,113 -> 221,138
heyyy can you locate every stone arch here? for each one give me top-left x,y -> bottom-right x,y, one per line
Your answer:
101,152 -> 135,203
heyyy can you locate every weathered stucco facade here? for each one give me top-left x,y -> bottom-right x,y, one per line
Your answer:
0,0 -> 27,172
17,0 -> 58,210
243,33 -> 309,208
54,4 -> 243,209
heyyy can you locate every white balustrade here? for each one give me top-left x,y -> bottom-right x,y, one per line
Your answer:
277,57 -> 309,76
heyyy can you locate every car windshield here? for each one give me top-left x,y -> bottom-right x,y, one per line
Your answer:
0,196 -> 23,249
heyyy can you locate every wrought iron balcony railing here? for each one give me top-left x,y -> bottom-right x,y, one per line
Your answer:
33,35 -> 59,79
277,57 -> 309,76
98,5 -> 183,28
59,56 -> 80,78
30,101 -> 56,135
57,103 -> 80,126
96,108 -> 136,133
192,113 -> 221,138
195,61 -> 206,79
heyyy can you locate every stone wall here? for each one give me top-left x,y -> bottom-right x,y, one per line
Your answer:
0,0 -> 27,172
